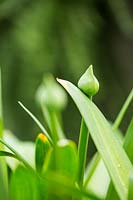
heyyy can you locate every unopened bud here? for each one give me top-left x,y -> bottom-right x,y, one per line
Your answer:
78,65 -> 99,97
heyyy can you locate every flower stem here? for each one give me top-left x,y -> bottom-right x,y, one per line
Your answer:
77,118 -> 89,187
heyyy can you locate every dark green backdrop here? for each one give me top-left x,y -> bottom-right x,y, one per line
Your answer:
0,0 -> 133,143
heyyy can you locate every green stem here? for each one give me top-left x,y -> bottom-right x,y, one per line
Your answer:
77,97 -> 93,188
77,119 -> 89,187
49,111 -> 59,143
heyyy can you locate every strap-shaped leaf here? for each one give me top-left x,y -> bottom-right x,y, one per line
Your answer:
18,101 -> 53,144
57,79 -> 132,200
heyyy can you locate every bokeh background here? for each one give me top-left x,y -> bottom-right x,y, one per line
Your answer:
0,0 -> 133,145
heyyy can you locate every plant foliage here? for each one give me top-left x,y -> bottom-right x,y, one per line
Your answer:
0,67 -> 132,200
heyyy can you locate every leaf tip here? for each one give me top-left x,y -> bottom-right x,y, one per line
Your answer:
56,78 -> 67,87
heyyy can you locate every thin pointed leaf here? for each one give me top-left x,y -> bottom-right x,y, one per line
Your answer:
57,78 -> 132,200
18,101 -> 53,144
113,89 -> 133,130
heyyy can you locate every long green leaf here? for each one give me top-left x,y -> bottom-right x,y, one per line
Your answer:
85,89 -> 133,199
57,78 -> 132,200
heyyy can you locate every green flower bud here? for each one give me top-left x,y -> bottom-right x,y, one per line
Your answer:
36,74 -> 67,111
78,65 -> 99,97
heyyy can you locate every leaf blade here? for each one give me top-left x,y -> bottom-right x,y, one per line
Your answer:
18,101 -> 53,144
57,79 -> 132,200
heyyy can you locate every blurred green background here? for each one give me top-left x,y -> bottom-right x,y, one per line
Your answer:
0,0 -> 133,142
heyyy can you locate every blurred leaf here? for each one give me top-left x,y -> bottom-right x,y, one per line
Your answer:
0,69 -> 8,200
4,130 -> 35,170
0,137 -> 33,170
57,78 -> 132,200
85,154 -> 110,199
0,150 -> 16,158
55,139 -> 78,180
35,133 -> 51,172
45,171 -> 102,200
47,139 -> 78,182
10,165 -> 43,200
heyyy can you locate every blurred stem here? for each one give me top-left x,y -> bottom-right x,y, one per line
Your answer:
41,104 -> 65,143
0,69 -> 8,200
0,69 -> 3,136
